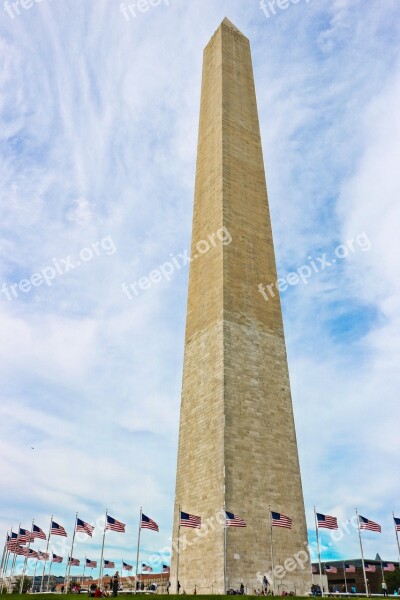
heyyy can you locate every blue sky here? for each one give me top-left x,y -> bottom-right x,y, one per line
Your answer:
1,0 -> 400,579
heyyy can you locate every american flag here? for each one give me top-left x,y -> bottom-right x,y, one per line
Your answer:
359,515 -> 381,532
345,564 -> 356,573
86,558 -> 97,568
52,554 -> 63,563
316,513 -> 338,530
6,533 -> 18,549
271,511 -> 292,529
13,545 -> 27,556
225,511 -> 246,527
162,564 -> 170,573
123,562 -> 133,571
325,565 -> 337,574
312,565 -> 318,574
18,528 -> 30,544
141,514 -> 159,532
142,564 -> 153,572
76,518 -> 94,537
383,563 -> 395,572
31,524 -> 46,540
394,517 -> 400,532
365,564 -> 376,572
68,557 -> 80,566
106,515 -> 125,533
20,547 -> 38,558
180,511 -> 201,529
38,551 -> 50,561
104,560 -> 115,568
51,521 -> 67,537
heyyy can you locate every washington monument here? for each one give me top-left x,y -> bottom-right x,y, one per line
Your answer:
172,18 -> 311,595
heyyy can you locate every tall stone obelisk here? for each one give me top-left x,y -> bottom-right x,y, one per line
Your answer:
172,18 -> 310,595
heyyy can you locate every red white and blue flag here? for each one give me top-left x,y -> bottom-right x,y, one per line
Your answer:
180,511 -> 201,529
38,551 -> 50,560
316,513 -> 338,530
31,524 -> 46,540
325,565 -> 337,574
141,514 -> 159,532
51,521 -> 67,537
271,512 -> 292,529
6,533 -> 18,549
22,548 -> 38,558
365,564 -> 376,572
68,557 -> 80,566
18,528 -> 30,544
76,518 -> 94,537
104,560 -> 115,568
359,516 -> 381,533
394,517 -> 400,532
225,511 -> 246,527
123,562 -> 133,571
162,564 -> 170,573
52,554 -> 63,563
383,563 -> 395,572
106,515 -> 125,533
86,558 -> 97,568
345,564 -> 355,573
142,564 -> 153,572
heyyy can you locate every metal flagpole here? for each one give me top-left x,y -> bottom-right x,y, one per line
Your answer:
135,508 -> 142,595
40,515 -> 53,592
46,553 -> 54,592
1,546 -> 10,595
0,531 -> 8,583
99,509 -> 108,590
32,553 -> 39,592
224,506 -> 227,594
9,522 -> 21,592
175,506 -> 180,595
0,529 -> 11,594
64,557 -> 70,594
82,558 -> 86,588
380,558 -> 385,584
393,513 -> 400,565
356,509 -> 368,596
343,562 -> 348,594
268,507 -> 276,595
314,508 -> 324,596
0,545 -> 10,595
20,518 -> 34,593
65,513 -> 78,593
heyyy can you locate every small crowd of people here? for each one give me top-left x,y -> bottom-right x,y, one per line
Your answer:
88,571 -> 121,597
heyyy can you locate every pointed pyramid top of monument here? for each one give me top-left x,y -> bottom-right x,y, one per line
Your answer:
220,17 -> 247,37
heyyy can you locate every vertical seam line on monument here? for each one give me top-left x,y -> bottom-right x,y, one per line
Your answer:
221,21 -> 227,525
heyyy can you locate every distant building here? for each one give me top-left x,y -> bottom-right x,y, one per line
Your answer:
312,559 -> 399,594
